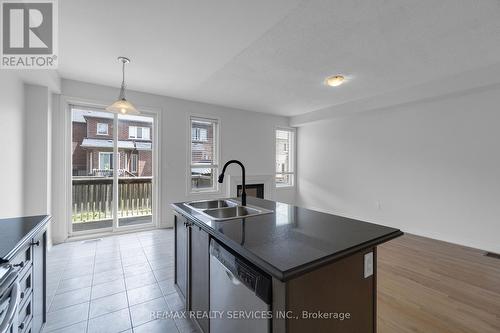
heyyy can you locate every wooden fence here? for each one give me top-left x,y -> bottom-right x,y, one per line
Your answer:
72,177 -> 152,223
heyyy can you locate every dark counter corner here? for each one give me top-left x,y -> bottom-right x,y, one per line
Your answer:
0,215 -> 51,262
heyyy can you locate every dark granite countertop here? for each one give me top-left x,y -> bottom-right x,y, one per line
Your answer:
0,215 -> 51,262
172,198 -> 402,281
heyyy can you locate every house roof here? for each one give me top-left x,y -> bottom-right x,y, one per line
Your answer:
72,110 -> 112,123
81,138 -> 135,149
192,168 -> 212,175
72,109 -> 153,124
81,138 -> 152,151
135,142 -> 152,151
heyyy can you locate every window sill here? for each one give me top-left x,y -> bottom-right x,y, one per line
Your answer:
276,184 -> 295,189
189,189 -> 221,195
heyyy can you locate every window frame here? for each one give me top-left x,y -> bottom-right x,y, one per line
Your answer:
191,127 -> 208,142
131,153 -> 138,173
98,152 -> 114,170
188,115 -> 220,194
143,127 -> 150,140
96,122 -> 109,135
129,126 -> 136,138
129,126 -> 151,140
275,127 -> 296,188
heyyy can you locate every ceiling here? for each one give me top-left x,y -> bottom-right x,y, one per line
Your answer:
59,0 -> 500,116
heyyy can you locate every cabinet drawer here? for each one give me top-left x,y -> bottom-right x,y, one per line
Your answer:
19,317 -> 32,333
18,296 -> 32,332
11,245 -> 32,275
18,269 -> 33,306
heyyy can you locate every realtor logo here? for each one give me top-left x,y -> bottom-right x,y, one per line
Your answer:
1,0 -> 58,68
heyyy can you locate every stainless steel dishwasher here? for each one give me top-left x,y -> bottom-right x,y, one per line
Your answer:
210,239 -> 271,333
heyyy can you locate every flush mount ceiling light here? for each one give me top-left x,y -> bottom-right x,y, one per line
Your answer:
106,56 -> 139,115
325,75 -> 345,87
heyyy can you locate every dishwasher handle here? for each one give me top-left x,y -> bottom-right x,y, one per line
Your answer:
210,250 -> 241,286
224,268 -> 242,286
210,241 -> 242,286
210,239 -> 272,304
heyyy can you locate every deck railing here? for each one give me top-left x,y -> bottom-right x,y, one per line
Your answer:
72,177 -> 152,223
91,169 -> 137,177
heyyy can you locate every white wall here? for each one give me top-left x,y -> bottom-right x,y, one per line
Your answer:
52,79 -> 294,242
24,84 -> 52,216
296,85 -> 500,253
0,72 -> 25,218
0,72 -> 58,236
51,94 -> 65,245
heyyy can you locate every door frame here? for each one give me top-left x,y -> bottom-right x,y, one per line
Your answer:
62,96 -> 161,238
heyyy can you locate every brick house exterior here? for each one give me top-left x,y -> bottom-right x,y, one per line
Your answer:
191,121 -> 215,164
72,122 -> 87,173
72,115 -> 153,177
190,118 -> 217,188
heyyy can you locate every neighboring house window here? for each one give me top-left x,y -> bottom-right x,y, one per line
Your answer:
129,126 -> 150,140
131,154 -> 138,173
99,152 -> 113,170
275,128 -> 295,187
190,116 -> 218,192
97,123 -> 108,135
191,128 -> 208,141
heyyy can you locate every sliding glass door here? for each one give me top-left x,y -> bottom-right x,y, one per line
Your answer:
70,105 -> 155,234
117,114 -> 154,228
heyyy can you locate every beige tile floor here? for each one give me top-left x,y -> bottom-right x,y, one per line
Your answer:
44,229 -> 199,333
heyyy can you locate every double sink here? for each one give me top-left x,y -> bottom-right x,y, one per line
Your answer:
184,199 -> 273,221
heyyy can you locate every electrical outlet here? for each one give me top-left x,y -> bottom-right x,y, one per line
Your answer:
364,252 -> 373,278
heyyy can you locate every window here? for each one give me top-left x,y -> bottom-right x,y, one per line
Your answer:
99,152 -> 113,170
131,154 -> 138,173
275,128 -> 295,187
129,126 -> 150,140
190,116 -> 219,192
191,128 -> 208,141
97,123 -> 108,135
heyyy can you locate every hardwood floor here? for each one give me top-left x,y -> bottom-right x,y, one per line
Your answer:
377,234 -> 500,333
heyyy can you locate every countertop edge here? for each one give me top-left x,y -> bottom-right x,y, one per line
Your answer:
281,230 -> 404,281
171,204 -> 403,282
1,215 -> 52,263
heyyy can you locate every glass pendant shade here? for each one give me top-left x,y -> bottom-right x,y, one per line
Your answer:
106,97 -> 139,115
106,56 -> 139,115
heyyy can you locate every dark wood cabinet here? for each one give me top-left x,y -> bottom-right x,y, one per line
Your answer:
31,229 -> 46,333
174,213 -> 189,302
0,216 -> 50,333
189,224 -> 210,333
174,212 -> 211,333
9,226 -> 47,333
274,248 -> 377,333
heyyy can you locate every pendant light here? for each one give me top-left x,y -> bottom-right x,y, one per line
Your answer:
106,56 -> 139,115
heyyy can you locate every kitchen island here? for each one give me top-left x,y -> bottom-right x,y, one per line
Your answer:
172,197 -> 402,333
